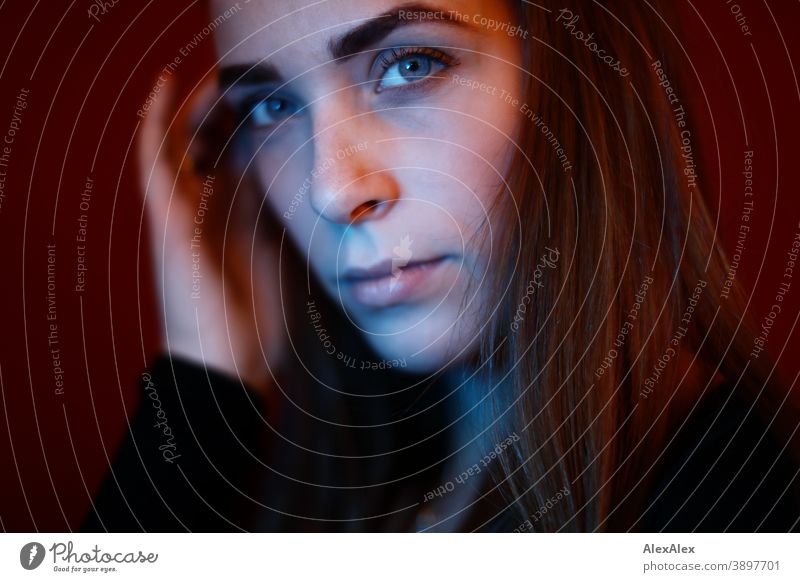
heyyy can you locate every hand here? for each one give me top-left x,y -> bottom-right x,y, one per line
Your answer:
139,77 -> 283,396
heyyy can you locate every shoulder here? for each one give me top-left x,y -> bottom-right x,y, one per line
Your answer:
641,383 -> 800,532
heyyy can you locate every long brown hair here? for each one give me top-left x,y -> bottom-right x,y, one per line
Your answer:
474,0 -> 781,531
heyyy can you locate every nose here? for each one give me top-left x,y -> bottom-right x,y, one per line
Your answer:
307,108 -> 399,225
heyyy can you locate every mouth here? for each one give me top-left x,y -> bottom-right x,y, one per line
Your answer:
340,255 -> 453,309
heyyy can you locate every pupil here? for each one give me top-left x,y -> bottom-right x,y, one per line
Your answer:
400,56 -> 429,78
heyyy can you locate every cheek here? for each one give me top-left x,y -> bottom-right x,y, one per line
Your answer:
252,149 -> 338,278
405,110 -> 518,238
250,128 -> 312,214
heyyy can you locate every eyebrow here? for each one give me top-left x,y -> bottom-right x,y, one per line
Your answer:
329,2 -> 471,61
218,62 -> 281,90
218,2 -> 470,89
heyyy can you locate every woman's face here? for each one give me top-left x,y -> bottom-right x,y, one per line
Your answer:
213,0 -> 523,372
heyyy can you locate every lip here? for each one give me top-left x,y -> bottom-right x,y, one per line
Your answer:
341,256 -> 452,309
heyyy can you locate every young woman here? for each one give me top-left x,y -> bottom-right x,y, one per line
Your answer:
84,0 -> 800,532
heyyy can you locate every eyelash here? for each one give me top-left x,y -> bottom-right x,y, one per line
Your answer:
374,46 -> 459,93
376,47 -> 459,85
233,46 -> 459,128
234,91 -> 298,128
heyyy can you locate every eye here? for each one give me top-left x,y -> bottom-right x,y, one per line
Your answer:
376,48 -> 456,92
239,94 -> 300,128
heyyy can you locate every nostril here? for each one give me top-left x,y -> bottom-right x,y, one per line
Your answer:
350,200 -> 383,222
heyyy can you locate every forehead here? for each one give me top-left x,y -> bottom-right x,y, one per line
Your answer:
210,0 -> 494,66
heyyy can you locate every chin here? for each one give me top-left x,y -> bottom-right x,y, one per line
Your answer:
360,312 -> 481,375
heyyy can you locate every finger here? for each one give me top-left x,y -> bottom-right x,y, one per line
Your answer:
138,76 -> 179,230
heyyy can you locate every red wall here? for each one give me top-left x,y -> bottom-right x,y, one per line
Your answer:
0,1 -> 797,530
